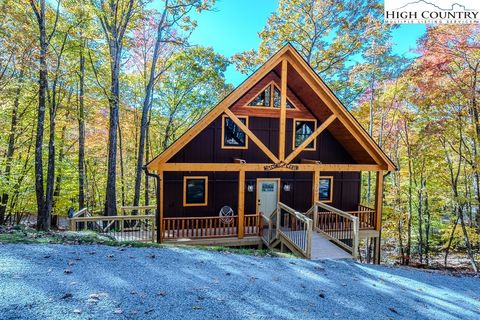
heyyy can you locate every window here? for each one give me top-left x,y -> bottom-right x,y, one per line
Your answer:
248,82 -> 296,109
250,85 -> 271,107
222,115 -> 248,149
273,86 -> 295,109
183,176 -> 208,206
293,119 -> 317,150
319,177 -> 333,203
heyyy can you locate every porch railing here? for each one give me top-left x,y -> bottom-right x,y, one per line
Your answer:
277,202 -> 312,258
162,214 -> 261,240
314,201 -> 359,258
69,209 -> 155,242
348,204 -> 375,230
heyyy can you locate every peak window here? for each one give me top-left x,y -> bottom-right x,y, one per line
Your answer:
222,115 -> 248,149
248,82 -> 296,109
293,119 -> 317,150
250,86 -> 271,107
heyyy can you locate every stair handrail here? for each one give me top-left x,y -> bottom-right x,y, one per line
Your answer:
314,201 -> 359,259
277,202 -> 312,258
260,209 -> 277,245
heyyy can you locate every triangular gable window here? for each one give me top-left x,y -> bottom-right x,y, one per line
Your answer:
248,82 -> 295,109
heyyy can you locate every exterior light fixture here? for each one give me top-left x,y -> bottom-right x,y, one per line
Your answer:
247,183 -> 255,192
283,183 -> 291,192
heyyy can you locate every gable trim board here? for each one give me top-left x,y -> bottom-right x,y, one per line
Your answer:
147,43 -> 396,172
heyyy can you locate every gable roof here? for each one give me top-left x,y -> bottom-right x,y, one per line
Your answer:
147,43 -> 396,171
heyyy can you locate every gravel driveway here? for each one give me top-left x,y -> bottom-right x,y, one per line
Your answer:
0,244 -> 479,320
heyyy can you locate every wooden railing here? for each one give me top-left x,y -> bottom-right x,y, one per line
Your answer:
348,205 -> 375,230
314,201 -> 359,259
162,214 -> 261,240
260,209 -> 277,245
277,202 -> 312,258
68,207 -> 155,242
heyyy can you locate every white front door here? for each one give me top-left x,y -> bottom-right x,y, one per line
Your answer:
257,179 -> 279,218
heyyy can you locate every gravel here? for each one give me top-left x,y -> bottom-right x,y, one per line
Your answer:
0,243 -> 479,320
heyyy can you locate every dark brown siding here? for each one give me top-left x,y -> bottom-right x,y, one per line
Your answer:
163,171 -> 360,217
169,115 -> 355,164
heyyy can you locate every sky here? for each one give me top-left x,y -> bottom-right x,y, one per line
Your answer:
189,0 -> 426,86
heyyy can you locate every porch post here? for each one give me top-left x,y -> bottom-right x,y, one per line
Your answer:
312,170 -> 320,228
374,170 -> 384,263
279,59 -> 287,161
238,170 -> 245,239
159,171 -> 164,243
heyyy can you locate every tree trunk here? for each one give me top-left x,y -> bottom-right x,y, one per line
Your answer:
417,177 -> 424,264
78,42 -> 86,209
133,5 -> 169,210
445,215 -> 459,267
45,89 -> 56,225
0,70 -> 23,224
118,123 -> 126,207
144,111 -> 151,208
53,124 -> 67,215
104,43 -> 120,216
424,190 -> 430,265
459,209 -> 478,272
32,0 -> 48,230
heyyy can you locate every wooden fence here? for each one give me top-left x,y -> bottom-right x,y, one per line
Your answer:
68,206 -> 156,242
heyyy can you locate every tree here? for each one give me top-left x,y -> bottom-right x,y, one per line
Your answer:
156,46 -> 231,148
232,0 -> 391,105
132,0 -> 213,211
29,0 -> 61,230
91,0 -> 136,216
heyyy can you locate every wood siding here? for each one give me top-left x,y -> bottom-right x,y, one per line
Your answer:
169,115 -> 356,164
163,171 -> 360,217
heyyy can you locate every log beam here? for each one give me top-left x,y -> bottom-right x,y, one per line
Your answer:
238,170 -> 245,239
285,114 -> 336,164
279,59 -> 287,161
157,163 -> 382,172
224,109 -> 280,163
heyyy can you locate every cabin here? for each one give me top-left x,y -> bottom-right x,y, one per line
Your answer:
146,44 -> 396,262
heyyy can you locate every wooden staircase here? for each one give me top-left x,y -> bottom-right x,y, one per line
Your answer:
261,202 -> 360,260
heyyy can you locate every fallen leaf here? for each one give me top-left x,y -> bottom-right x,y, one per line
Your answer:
114,308 -> 123,314
157,291 -> 167,297
44,255 -> 51,259
61,293 -> 73,300
192,306 -> 203,310
73,309 -> 82,314
89,293 -> 100,300
389,307 -> 399,314
319,293 -> 325,298
107,254 -> 114,258
64,269 -> 72,274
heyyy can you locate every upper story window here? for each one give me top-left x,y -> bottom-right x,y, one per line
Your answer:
248,82 -> 295,109
183,176 -> 208,206
319,176 -> 333,203
293,119 -> 317,150
222,115 -> 248,149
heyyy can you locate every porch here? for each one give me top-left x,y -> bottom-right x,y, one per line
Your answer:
68,202 -> 378,260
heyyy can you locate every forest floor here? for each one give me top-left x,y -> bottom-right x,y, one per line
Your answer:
1,243 -> 480,320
